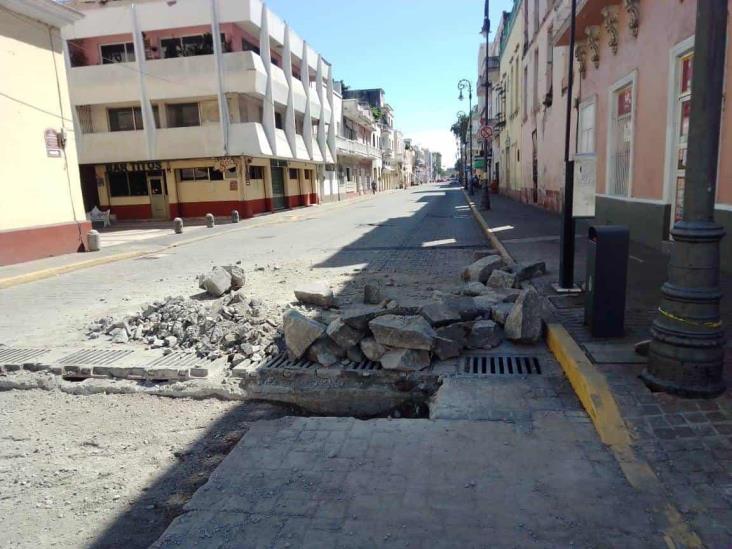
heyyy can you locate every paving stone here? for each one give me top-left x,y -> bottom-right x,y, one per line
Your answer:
504,288 -> 542,343
201,266 -> 232,297
462,255 -> 504,283
485,269 -> 517,289
379,348 -> 430,372
326,318 -> 364,350
294,282 -> 336,308
359,337 -> 387,362
418,302 -> 462,327
341,305 -> 386,331
283,309 -> 326,359
368,315 -> 436,351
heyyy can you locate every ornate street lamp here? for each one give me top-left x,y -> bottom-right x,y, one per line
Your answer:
458,79 -> 473,193
480,0 -> 492,210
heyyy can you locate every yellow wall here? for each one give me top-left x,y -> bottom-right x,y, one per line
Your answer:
499,3 -> 524,193
0,10 -> 85,231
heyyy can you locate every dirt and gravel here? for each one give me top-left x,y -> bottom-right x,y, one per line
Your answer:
0,390 -> 297,549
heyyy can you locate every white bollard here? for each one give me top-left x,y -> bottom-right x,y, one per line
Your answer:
173,217 -> 183,234
206,213 -> 215,228
87,229 -> 100,252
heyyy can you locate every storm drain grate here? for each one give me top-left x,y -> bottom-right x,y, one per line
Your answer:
147,352 -> 207,368
58,349 -> 134,365
462,355 -> 542,376
0,347 -> 50,364
263,353 -> 316,370
344,360 -> 382,371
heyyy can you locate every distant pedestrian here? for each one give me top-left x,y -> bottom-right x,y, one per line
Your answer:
469,174 -> 478,196
371,179 -> 377,194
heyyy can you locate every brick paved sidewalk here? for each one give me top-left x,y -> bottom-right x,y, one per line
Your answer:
475,192 -> 732,547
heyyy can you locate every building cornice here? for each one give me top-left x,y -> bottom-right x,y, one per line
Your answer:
0,0 -> 83,27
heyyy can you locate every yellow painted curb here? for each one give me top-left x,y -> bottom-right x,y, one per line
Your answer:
462,191 -> 515,265
546,323 -> 702,548
0,251 -> 146,290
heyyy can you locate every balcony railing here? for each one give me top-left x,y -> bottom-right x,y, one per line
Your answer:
336,135 -> 380,159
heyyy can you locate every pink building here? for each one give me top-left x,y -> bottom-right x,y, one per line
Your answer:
554,0 -> 732,270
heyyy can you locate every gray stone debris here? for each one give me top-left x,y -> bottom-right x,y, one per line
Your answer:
326,318 -> 364,350
294,282 -> 335,308
306,336 -> 344,367
433,336 -> 462,360
486,269 -> 518,289
201,267 -> 232,297
346,345 -> 366,363
504,288 -> 543,343
363,282 -> 383,305
283,309 -> 326,359
508,261 -> 547,282
473,249 -> 499,261
461,282 -> 495,297
341,304 -> 385,331
419,302 -> 462,327
467,320 -> 503,349
369,315 -> 436,351
462,255 -> 504,283
223,265 -> 246,290
490,302 -> 514,325
360,337 -> 387,361
380,348 -> 431,371
435,294 -> 479,320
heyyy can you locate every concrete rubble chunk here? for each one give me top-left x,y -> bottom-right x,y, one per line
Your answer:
382,293 -> 432,315
437,294 -> 480,320
473,295 -> 499,316
326,318 -> 364,349
283,309 -> 326,359
433,336 -> 462,360
201,267 -> 232,297
467,320 -> 503,349
369,315 -> 436,351
436,323 -> 469,349
504,288 -> 543,343
462,255 -> 504,283
307,336 -> 344,367
363,282 -> 383,305
419,301 -> 462,327
360,337 -> 387,361
509,261 -> 547,282
490,302 -> 514,325
294,282 -> 335,308
461,282 -> 495,297
473,249 -> 499,261
380,348 -> 431,371
341,304 -> 385,331
223,265 -> 246,290
346,345 -> 366,363
486,269 -> 518,289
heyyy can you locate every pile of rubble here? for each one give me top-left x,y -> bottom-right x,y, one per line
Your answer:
283,253 -> 546,372
87,265 -> 283,366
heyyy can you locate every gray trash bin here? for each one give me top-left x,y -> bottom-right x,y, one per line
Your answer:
584,225 -> 630,337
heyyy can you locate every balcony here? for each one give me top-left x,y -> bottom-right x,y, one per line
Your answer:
336,136 -> 380,159
77,129 -> 148,164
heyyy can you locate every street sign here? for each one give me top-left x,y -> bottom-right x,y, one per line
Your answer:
480,125 -> 493,139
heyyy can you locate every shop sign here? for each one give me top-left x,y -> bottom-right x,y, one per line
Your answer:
215,157 -> 237,173
229,180 -> 238,191
106,161 -> 162,172
44,128 -> 62,158
573,154 -> 596,218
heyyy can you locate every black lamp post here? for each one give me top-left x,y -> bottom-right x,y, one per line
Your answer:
458,79 -> 473,193
456,110 -> 467,189
480,0 -> 491,210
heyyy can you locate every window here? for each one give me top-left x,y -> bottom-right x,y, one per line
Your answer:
275,112 -> 283,130
101,43 -> 135,64
533,49 -> 539,111
108,106 -> 159,131
249,165 -> 264,180
176,167 -> 223,182
167,103 -> 200,128
304,170 -> 312,180
545,29 -> 554,102
242,38 -> 260,55
607,78 -> 635,196
108,171 -> 149,197
523,65 -> 528,119
577,100 -> 596,154
161,34 -> 225,59
289,168 -> 299,180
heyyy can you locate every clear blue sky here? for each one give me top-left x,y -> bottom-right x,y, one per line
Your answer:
266,0 -> 513,166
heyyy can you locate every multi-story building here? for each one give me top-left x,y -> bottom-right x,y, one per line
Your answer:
554,0 -> 732,269
334,87 -> 381,197
0,0 -> 88,265
497,0 -> 524,199
62,0 -> 338,220
476,36 -> 500,186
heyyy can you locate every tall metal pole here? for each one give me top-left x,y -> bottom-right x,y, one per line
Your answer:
558,0 -> 577,289
481,0 -> 492,210
642,0 -> 727,398
458,79 -> 473,188
457,110 -> 467,189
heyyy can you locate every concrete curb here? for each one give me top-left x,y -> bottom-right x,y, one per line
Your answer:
0,189 -> 402,290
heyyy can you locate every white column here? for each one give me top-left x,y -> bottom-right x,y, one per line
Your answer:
210,0 -> 229,155
259,3 -> 277,155
301,42 -> 314,159
130,4 -> 156,159
282,24 -> 297,157
326,63 -> 336,164
61,38 -> 81,142
315,55 -> 327,160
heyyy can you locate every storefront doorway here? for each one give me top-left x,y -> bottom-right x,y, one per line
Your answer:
148,175 -> 168,219
271,166 -> 286,210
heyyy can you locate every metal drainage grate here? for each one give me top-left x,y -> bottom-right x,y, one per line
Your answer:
147,352 -> 206,368
263,353 -> 316,370
463,355 -> 542,376
343,360 -> 382,371
0,347 -> 50,364
58,349 -> 134,365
